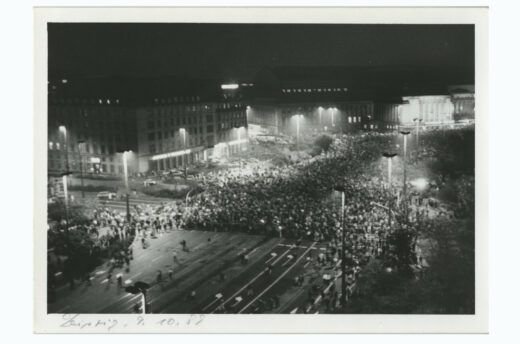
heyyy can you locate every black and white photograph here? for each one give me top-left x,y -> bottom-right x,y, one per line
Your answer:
33,6 -> 489,333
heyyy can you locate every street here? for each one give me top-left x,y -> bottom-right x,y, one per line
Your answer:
48,229 -> 339,314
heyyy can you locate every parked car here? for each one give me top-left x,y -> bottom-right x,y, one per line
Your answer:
144,179 -> 157,187
97,191 -> 116,200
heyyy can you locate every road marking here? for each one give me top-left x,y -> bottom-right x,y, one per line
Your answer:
95,270 -> 106,275
290,307 -> 298,314
212,246 -> 295,313
265,252 -> 277,264
281,255 -> 294,267
202,293 -> 224,311
313,261 -> 342,306
129,272 -> 142,279
278,243 -> 317,250
231,296 -> 243,307
238,243 -> 316,314
192,243 -> 205,251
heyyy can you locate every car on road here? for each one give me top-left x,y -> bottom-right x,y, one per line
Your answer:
96,191 -> 116,200
144,179 -> 157,187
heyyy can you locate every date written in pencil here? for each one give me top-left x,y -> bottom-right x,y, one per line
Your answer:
59,314 -> 206,331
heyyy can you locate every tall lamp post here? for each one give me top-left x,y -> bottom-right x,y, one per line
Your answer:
295,114 -> 303,151
400,131 -> 411,217
77,140 -> 85,199
180,128 -> 187,179
330,107 -> 336,129
59,125 -> 71,231
118,150 -> 132,222
334,185 -> 347,308
382,153 -> 397,228
413,118 -> 422,161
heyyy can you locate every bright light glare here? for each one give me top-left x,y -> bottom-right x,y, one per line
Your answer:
221,84 -> 239,90
411,178 -> 429,190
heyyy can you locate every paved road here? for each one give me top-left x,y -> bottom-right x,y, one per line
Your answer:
48,229 -> 338,314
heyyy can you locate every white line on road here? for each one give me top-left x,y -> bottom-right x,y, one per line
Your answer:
238,243 -> 316,314
212,246 -> 295,313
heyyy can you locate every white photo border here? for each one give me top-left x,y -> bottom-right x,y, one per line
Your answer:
34,6 -> 488,333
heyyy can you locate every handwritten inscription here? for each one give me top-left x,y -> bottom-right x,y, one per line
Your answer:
59,314 -> 205,331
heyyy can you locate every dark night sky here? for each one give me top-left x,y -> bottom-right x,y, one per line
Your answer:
48,23 -> 474,81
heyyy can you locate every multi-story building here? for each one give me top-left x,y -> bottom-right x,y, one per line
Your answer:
48,77 -> 248,177
248,66 -> 474,135
248,66 -> 407,135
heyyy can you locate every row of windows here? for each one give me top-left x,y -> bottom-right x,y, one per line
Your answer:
347,116 -> 363,123
282,87 -> 348,94
153,96 -> 201,104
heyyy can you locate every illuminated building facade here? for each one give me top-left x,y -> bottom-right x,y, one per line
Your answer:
48,77 -> 248,176
249,66 -> 474,134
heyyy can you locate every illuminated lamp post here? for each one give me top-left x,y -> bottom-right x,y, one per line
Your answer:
400,131 -> 411,218
117,149 -> 132,222
295,114 -> 304,151
413,118 -> 422,162
330,107 -> 336,129
77,140 -> 85,199
382,152 -> 398,228
180,128 -> 187,179
59,126 -> 71,232
334,185 -> 347,308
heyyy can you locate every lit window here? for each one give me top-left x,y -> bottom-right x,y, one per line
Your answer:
353,117 -> 357,123
318,89 -> 322,92
107,99 -> 110,104
98,99 -> 102,104
348,117 -> 352,123
358,116 -> 361,122
56,142 -> 60,150
49,142 -> 53,150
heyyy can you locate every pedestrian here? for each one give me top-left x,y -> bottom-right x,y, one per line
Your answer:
117,274 -> 123,289
168,268 -> 173,281
141,237 -> 146,249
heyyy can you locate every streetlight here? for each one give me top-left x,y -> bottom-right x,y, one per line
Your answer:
180,128 -> 187,179
295,114 -> 303,151
59,125 -> 69,172
77,140 -> 85,199
118,150 -> 132,222
382,152 -> 398,228
58,126 -> 72,231
413,118 -> 423,161
334,185 -> 347,308
400,131 -> 411,215
330,107 -> 336,129
60,170 -> 73,234
125,281 -> 150,314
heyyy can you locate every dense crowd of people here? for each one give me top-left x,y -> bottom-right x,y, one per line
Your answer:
48,127 -> 475,312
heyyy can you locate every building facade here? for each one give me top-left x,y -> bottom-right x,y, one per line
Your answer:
48,77 -> 248,177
